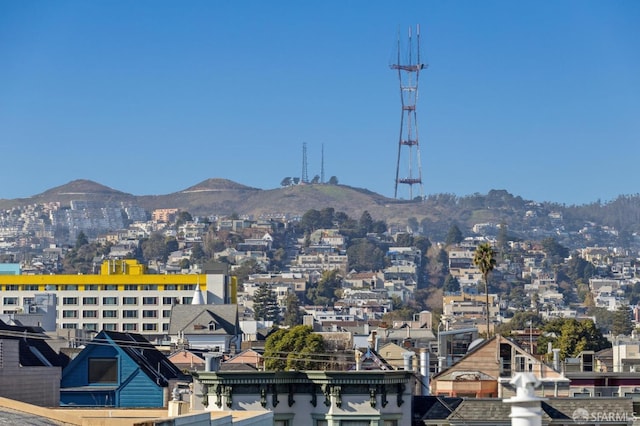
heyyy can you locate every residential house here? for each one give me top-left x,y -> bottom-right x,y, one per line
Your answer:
0,320 -> 65,406
168,304 -> 242,353
60,330 -> 184,407
430,334 -> 568,398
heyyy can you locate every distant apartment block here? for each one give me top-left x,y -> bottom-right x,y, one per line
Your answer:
152,208 -> 179,223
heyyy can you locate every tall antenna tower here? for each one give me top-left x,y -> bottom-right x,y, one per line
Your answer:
391,25 -> 426,200
301,142 -> 309,184
320,143 -> 325,184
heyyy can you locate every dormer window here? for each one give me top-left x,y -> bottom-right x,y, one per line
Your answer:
209,321 -> 217,331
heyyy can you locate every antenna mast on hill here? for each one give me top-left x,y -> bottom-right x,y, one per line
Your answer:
301,142 -> 309,184
321,143 -> 325,184
391,25 -> 426,200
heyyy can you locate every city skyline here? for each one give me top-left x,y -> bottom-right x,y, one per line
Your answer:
1,1 -> 639,205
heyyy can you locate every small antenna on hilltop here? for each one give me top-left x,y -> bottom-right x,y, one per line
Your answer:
301,142 -> 309,184
321,143 -> 325,184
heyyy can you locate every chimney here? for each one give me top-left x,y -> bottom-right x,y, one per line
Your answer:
552,348 -> 561,371
402,351 -> 414,371
504,373 -> 545,426
420,348 -> 430,395
203,353 -> 221,372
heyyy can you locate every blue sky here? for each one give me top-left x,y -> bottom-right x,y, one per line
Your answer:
1,1 -> 638,205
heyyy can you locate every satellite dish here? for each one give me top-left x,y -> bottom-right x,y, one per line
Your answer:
467,338 -> 485,353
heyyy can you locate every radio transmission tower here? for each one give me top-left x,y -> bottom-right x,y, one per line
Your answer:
301,142 -> 309,184
391,25 -> 426,200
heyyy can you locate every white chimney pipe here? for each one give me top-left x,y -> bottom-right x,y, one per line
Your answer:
420,348 -> 430,395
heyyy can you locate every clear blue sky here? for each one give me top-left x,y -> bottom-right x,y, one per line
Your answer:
1,1 -> 638,205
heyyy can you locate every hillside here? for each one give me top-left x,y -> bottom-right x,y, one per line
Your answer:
0,179 -> 639,245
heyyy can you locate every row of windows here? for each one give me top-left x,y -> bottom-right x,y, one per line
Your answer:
61,323 -> 169,332
62,309 -> 172,318
2,296 -> 193,306
0,284 -> 198,291
61,296 -> 192,305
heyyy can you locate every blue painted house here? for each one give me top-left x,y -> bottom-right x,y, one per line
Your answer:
60,330 -> 185,407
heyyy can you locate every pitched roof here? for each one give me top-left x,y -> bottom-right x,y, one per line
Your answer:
168,304 -> 239,335
0,320 -> 66,367
416,396 -> 634,424
94,330 -> 183,387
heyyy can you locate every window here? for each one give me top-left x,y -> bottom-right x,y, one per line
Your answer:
182,297 -> 193,304
24,285 -> 39,291
184,284 -> 195,290
143,323 -> 157,331
123,297 -> 138,305
104,285 -> 117,291
103,310 -> 118,318
162,297 -> 175,305
514,355 -> 532,372
83,310 -> 98,318
83,297 -> 98,305
84,323 -> 98,331
85,285 -> 100,290
165,285 -> 177,291
124,285 -> 138,291
143,310 -> 157,318
103,297 -> 118,305
122,323 -> 137,331
103,323 -> 117,331
5,285 -> 19,291
162,323 -> 169,332
63,297 -> 78,305
62,285 -> 78,291
123,310 -> 138,318
142,285 -> 157,291
88,358 -> 117,383
3,297 -> 18,305
162,310 -> 171,318
62,323 -> 77,329
63,310 -> 78,318
143,297 -> 158,305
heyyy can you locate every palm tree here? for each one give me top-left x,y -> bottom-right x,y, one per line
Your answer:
473,242 -> 497,337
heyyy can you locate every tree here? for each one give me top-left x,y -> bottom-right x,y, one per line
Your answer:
253,283 -> 280,323
175,211 -> 193,227
264,325 -> 326,371
445,224 -> 463,246
232,258 -> 264,285
346,239 -> 386,272
306,269 -> 341,306
612,305 -> 634,337
142,232 -> 169,262
328,176 -> 338,185
407,217 -> 419,233
358,211 -> 373,235
190,242 -> 206,266
473,242 -> 497,337
283,292 -> 302,327
537,318 -> 610,359
395,233 -> 413,247
443,274 -> 460,293
280,177 -> 292,187
75,231 -> 89,248
541,237 -> 569,265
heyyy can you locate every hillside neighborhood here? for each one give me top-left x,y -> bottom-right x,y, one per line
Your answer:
1,188 -> 640,425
